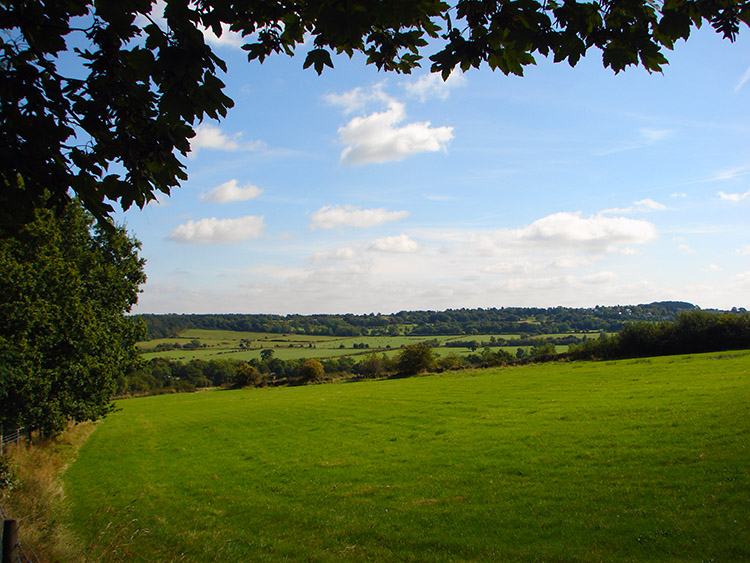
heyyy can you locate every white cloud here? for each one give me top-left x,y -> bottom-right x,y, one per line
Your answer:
601,198 -> 667,214
368,234 -> 419,253
734,64 -> 750,93
337,100 -> 454,165
308,247 -> 356,263
200,22 -> 244,48
730,271 -> 750,288
482,260 -> 537,275
200,179 -> 262,203
324,84 -> 389,114
310,205 -> 409,229
703,263 -> 721,272
581,271 -> 618,285
404,71 -> 466,102
670,192 -> 687,198
190,124 -> 265,156
514,212 -> 657,251
168,216 -> 264,243
552,255 -> 595,269
736,245 -> 750,256
718,190 -> 750,202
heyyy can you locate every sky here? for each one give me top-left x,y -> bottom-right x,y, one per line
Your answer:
113,21 -> 750,315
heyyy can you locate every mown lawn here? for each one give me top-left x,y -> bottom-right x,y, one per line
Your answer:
64,351 -> 750,561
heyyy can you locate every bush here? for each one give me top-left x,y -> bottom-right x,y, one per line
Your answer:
396,344 -> 436,376
234,364 -> 262,388
0,456 -> 16,490
301,359 -> 325,382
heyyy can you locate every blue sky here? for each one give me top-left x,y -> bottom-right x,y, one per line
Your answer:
115,22 -> 750,315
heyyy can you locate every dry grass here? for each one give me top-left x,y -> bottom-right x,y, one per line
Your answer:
1,422 -> 97,562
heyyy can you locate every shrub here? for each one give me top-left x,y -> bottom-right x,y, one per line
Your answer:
0,456 -> 16,490
301,359 -> 325,382
396,344 -> 436,376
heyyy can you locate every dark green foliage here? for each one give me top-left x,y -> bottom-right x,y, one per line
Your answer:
396,344 -> 436,376
530,341 -> 558,361
3,2 -> 748,229
0,456 -> 16,490
0,202 -> 146,436
234,364 -> 263,388
568,311 -> 750,360
139,302 -> 703,339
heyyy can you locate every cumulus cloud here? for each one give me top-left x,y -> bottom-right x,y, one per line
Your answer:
601,198 -> 667,214
337,100 -> 454,165
190,124 -> 265,156
736,245 -> 750,256
324,84 -> 389,114
671,192 -> 687,198
368,234 -> 419,253
404,71 -> 466,102
168,216 -> 264,243
514,212 -> 657,251
703,263 -> 721,272
310,205 -> 408,229
718,190 -> 750,202
200,179 -> 262,203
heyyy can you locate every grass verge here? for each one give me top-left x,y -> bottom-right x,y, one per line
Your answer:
1,422 -> 96,562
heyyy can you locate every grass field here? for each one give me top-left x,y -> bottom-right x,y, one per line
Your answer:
138,329 -> 583,362
64,351 -> 750,561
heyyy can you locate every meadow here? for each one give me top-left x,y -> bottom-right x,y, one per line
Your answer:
64,351 -> 750,561
138,328 -> 578,362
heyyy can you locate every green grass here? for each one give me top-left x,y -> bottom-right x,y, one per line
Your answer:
138,329 -> 583,362
64,351 -> 750,561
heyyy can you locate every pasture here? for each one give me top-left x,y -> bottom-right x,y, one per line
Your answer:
138,328 -> 583,362
64,351 -> 750,561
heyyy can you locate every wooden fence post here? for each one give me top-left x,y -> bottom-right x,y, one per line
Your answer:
2,519 -> 19,563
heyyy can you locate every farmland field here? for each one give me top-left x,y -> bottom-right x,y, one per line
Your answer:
64,351 -> 750,561
137,328 -> 586,362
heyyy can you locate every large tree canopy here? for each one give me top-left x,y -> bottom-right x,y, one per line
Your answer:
1,0 -> 748,229
0,201 -> 146,435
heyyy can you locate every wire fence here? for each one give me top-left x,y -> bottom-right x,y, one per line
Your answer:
1,494 -> 40,563
0,428 -> 26,456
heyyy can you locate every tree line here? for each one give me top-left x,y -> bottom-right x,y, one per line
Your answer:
139,301 -> 711,339
120,311 -> 750,397
568,310 -> 750,361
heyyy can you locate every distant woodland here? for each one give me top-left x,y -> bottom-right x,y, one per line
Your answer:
139,301 -> 732,339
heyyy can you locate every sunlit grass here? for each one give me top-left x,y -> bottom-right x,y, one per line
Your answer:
65,351 -> 750,561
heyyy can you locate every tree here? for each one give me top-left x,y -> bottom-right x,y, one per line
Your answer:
234,363 -> 262,388
396,344 -> 436,376
3,1 -> 748,229
260,349 -> 275,362
301,358 -> 325,382
0,201 -> 146,436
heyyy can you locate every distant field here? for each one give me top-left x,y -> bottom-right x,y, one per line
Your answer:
65,351 -> 750,561
138,329 -> 585,362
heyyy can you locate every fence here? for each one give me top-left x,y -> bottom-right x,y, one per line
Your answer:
0,504 -> 38,563
0,428 -> 26,456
